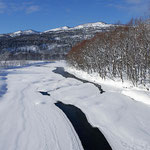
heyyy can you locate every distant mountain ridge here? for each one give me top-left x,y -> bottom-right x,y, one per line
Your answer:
0,22 -> 112,36
45,26 -> 70,32
0,22 -> 116,60
9,30 -> 39,37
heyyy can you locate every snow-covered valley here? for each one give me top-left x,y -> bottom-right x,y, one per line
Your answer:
0,61 -> 150,150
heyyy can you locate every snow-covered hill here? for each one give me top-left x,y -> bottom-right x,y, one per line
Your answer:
0,22 -> 116,59
44,26 -> 70,32
73,22 -> 112,29
9,30 -> 39,37
2,22 -> 112,35
44,22 -> 112,33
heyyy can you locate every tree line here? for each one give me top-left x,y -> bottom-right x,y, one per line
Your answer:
67,18 -> 150,86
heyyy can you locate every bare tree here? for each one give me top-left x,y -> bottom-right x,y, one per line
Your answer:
67,17 -> 150,86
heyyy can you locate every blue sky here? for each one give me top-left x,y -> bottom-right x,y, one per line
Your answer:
0,0 -> 149,34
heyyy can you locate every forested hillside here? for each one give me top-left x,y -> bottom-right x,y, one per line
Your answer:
67,19 -> 150,86
0,22 -> 114,60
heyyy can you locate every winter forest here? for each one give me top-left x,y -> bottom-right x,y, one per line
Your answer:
67,18 -> 150,86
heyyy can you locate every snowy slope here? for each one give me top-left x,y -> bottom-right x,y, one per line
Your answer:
9,30 -> 39,37
66,67 -> 150,105
74,22 -> 112,29
44,26 -> 70,32
44,22 -> 112,33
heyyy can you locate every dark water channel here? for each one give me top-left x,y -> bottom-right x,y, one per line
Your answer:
39,67 -> 112,150
39,91 -> 50,96
39,91 -> 112,150
55,101 -> 112,150
53,67 -> 105,94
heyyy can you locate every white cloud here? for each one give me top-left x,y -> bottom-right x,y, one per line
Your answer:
109,0 -> 150,16
26,5 -> 40,14
0,1 -> 40,14
0,1 -> 6,13
126,0 -> 141,4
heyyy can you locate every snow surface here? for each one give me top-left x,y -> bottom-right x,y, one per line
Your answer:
66,67 -> 150,105
19,45 -> 39,52
0,61 -> 150,150
0,34 -> 5,37
0,62 -> 83,150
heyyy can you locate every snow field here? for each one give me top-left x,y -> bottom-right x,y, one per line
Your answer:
0,62 -> 83,150
0,61 -> 150,150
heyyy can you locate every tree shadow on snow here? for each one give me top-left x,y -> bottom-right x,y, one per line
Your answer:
0,71 -> 9,98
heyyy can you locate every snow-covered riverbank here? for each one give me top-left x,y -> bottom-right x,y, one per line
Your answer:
0,61 -> 150,150
66,66 -> 150,105
0,61 -> 83,150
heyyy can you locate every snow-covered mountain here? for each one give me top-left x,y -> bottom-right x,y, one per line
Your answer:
74,22 -> 112,29
44,26 -> 70,32
9,30 -> 39,37
44,22 -> 112,33
0,22 -> 116,60
0,22 -> 112,36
